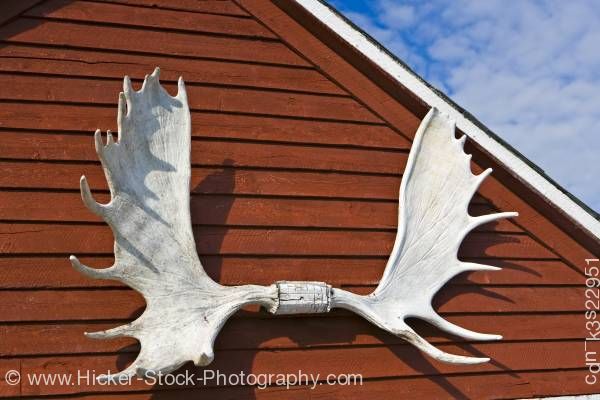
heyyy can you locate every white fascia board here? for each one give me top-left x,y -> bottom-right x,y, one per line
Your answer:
295,0 -> 600,240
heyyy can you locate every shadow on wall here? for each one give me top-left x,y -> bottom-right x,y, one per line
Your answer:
0,1 -> 71,43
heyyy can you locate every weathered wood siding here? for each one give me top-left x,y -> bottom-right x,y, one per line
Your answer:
0,0 -> 594,398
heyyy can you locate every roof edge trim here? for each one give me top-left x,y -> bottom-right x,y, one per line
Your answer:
294,0 -> 600,240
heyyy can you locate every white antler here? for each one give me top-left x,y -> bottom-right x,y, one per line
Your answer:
70,68 -> 278,381
72,70 -> 515,378
329,108 -> 518,364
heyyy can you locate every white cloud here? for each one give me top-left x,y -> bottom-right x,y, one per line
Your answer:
334,0 -> 600,212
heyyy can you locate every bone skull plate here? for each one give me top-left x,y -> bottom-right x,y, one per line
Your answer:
70,68 -> 517,381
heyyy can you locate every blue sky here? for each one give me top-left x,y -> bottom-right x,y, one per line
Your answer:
331,0 -> 600,212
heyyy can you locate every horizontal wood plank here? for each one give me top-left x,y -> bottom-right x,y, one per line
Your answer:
0,257 -> 573,289
0,161 -> 402,199
16,369 -> 590,400
0,223 -> 552,257
93,0 -> 250,16
0,18 -> 309,66
0,285 -> 580,322
297,369 -> 595,400
0,161 -> 494,202
0,103 -> 406,148
0,313 -> 584,356
0,132 -> 405,174
26,0 -> 275,38
0,44 -> 345,94
9,340 -> 586,396
0,74 -> 379,122
0,191 -> 519,233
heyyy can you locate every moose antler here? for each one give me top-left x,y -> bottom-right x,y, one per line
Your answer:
71,70 -> 517,380
329,109 -> 517,363
70,68 -> 278,380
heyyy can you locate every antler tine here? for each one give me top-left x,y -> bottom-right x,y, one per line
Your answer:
417,306 -> 502,341
140,67 -> 160,92
70,127 -> 120,281
470,167 -> 493,195
85,323 -> 134,340
106,129 -> 115,145
78,175 -> 106,217
459,261 -> 502,272
469,211 -> 519,231
92,128 -> 103,153
96,363 -> 142,384
69,255 -> 120,281
123,75 -> 133,94
400,325 -> 491,364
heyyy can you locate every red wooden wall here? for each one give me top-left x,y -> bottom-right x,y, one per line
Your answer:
0,0 -> 594,398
